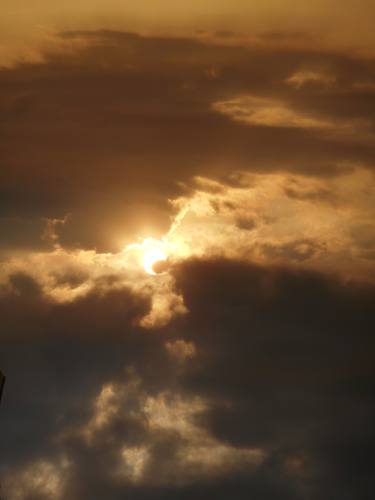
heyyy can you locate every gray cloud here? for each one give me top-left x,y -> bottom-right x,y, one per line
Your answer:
0,257 -> 374,499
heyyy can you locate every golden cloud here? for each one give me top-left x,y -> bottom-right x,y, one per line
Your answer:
1,167 -> 374,329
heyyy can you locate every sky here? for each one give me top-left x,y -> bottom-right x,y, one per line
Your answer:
1,2 -> 375,499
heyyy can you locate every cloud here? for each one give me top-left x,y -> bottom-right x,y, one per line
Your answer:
165,339 -> 197,360
3,459 -> 70,500
286,69 -> 336,88
213,95 -> 373,141
213,96 -> 333,129
4,367 -> 265,499
172,257 -> 375,499
1,255 -> 374,499
2,30 -> 375,254
169,167 -> 375,281
1,27 -> 375,500
0,241 -> 187,328
0,165 -> 374,337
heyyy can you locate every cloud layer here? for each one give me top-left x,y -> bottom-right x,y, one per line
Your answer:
1,30 -> 375,253
1,256 -> 375,499
1,27 -> 375,500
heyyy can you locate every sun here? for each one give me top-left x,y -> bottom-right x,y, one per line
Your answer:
124,233 -> 188,276
140,238 -> 168,275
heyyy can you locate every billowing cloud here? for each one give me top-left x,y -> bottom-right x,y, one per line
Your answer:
0,165 -> 374,334
1,16 -> 375,500
1,255 -> 374,499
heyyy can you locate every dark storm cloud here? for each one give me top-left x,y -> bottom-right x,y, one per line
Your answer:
1,30 -> 375,251
174,258 -> 375,395
0,279 -> 161,468
1,257 -> 374,499
172,258 -> 375,499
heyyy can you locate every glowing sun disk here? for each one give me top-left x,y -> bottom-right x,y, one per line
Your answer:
141,238 -> 168,275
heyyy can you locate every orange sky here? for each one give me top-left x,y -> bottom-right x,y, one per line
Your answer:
1,3 -> 375,500
3,0 -> 375,66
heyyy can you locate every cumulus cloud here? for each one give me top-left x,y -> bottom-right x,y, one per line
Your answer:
169,167 -> 375,281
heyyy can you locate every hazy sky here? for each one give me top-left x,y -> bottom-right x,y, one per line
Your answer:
3,0 -> 375,65
1,2 -> 375,500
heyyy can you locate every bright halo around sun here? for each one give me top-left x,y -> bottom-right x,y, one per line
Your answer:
124,232 -> 188,276
140,238 -> 168,275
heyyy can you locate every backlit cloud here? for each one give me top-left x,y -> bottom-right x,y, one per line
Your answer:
1,14 -> 375,500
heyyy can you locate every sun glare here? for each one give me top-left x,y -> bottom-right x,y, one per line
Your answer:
124,228 -> 189,276
140,238 -> 168,275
